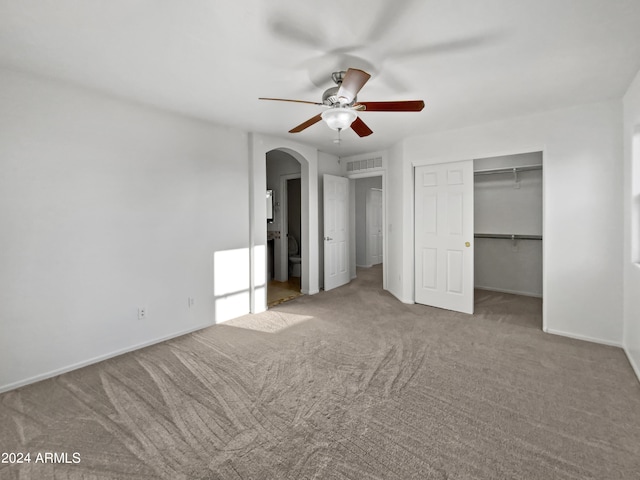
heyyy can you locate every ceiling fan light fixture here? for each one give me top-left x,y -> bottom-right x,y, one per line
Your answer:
260,68 -> 425,138
321,108 -> 357,131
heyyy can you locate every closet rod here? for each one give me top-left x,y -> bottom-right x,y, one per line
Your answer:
474,164 -> 542,176
474,233 -> 542,240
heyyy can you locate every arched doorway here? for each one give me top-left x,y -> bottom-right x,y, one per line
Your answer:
266,150 -> 302,306
249,134 -> 319,313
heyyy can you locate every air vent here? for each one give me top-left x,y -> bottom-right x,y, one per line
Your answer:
346,157 -> 383,172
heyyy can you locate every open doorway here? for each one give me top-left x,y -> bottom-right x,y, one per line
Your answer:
250,136 -> 319,314
353,175 -> 384,288
474,152 -> 543,329
266,150 -> 303,307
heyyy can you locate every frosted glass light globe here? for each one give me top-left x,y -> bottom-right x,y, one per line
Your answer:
321,108 -> 357,131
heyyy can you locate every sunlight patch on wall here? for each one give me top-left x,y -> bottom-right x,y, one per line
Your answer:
213,248 -> 250,323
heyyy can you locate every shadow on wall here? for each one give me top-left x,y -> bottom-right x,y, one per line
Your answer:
634,128 -> 640,264
212,246 -> 266,322
634,194 -> 640,263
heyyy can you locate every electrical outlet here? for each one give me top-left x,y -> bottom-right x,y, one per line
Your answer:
188,297 -> 195,308
138,307 -> 147,320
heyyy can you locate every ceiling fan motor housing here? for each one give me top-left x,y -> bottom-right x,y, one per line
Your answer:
322,86 -> 356,106
322,71 -> 358,106
331,71 -> 346,84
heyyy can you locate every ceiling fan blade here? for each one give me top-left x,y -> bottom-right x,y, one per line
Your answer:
350,117 -> 373,137
259,97 -> 324,106
268,17 -> 325,50
289,114 -> 323,133
386,33 -> 502,60
355,100 -> 425,112
365,0 -> 417,42
337,68 -> 371,104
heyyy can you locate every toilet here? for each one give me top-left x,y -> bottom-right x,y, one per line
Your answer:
288,235 -> 302,278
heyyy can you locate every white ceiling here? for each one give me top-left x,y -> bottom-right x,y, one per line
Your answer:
2,0 -> 640,156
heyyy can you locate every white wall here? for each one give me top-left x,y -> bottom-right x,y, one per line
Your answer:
393,100 -> 623,346
474,237 -> 543,297
474,153 -> 543,297
0,69 -> 250,392
623,67 -> 640,380
387,142 -> 408,301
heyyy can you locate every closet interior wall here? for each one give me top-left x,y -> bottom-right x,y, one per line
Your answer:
474,152 -> 543,297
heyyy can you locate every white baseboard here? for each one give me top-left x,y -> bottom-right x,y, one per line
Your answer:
387,286 -> 413,305
475,286 -> 542,298
0,321 -> 216,394
356,264 -> 373,268
544,328 -> 622,348
624,345 -> 640,384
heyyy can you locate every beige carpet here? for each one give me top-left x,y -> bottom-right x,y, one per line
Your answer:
1,265 -> 640,479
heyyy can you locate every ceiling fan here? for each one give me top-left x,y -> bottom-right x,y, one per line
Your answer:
259,68 -> 424,137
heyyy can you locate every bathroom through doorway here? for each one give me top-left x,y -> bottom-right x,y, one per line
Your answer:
266,149 -> 304,307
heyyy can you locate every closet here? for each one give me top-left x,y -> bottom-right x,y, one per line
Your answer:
474,152 -> 543,298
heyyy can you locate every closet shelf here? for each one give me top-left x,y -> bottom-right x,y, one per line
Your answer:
474,233 -> 542,240
474,164 -> 542,176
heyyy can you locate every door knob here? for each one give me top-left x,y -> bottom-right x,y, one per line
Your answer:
465,242 -> 471,247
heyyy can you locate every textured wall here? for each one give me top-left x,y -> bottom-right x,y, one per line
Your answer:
0,69 -> 250,391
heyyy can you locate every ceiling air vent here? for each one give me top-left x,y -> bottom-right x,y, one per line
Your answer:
346,157 -> 383,172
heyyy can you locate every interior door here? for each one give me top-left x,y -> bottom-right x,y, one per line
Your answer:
324,174 -> 350,291
368,188 -> 383,265
414,161 -> 474,314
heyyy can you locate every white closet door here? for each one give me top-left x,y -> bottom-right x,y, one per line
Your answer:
414,161 -> 474,314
